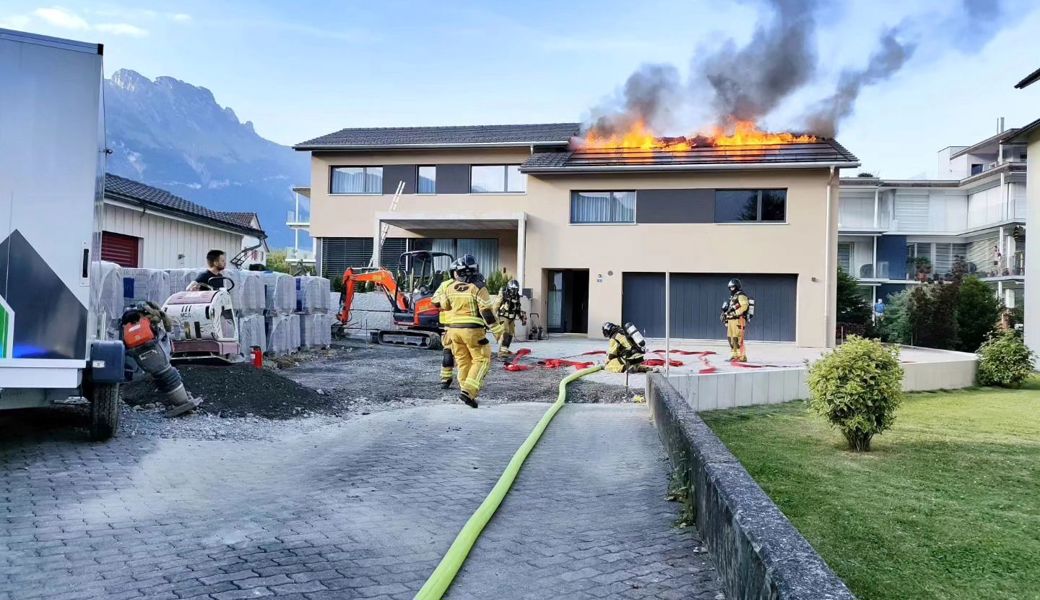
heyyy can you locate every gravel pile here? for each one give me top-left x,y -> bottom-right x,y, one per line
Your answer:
122,362 -> 345,419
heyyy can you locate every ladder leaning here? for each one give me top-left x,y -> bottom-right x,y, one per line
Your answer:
369,180 -> 406,269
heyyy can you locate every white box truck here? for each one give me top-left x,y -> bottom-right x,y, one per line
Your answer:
0,28 -> 125,440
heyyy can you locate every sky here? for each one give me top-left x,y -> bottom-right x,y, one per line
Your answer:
3,0 -> 1040,179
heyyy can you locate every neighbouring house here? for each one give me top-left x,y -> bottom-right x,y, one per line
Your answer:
102,173 -> 267,269
222,211 -> 270,268
1013,68 -> 1039,365
294,123 -> 860,348
838,125 -> 1029,309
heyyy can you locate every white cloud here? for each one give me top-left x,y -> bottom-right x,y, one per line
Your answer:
33,7 -> 89,30
0,14 -> 31,29
2,7 -> 150,37
171,13 -> 191,23
95,22 -> 148,38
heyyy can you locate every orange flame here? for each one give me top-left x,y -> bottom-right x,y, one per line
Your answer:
576,120 -> 815,151
581,121 -> 692,151
710,121 -> 816,146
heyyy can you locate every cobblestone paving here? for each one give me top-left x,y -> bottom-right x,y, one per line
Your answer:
1,403 -> 722,600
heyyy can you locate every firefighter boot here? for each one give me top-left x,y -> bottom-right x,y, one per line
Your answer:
459,390 -> 478,409
440,345 -> 455,389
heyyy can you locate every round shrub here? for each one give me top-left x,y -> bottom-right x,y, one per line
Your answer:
808,336 -> 903,452
976,332 -> 1036,388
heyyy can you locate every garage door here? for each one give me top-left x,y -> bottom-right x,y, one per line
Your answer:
100,231 -> 140,267
621,273 -> 797,342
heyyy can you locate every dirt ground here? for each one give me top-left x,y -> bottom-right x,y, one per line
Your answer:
120,339 -> 635,421
278,339 -> 635,412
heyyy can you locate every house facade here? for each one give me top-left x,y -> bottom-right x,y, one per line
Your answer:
838,127 -> 1029,308
102,173 -> 267,269
295,124 -> 860,348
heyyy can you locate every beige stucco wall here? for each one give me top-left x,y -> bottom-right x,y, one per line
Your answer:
307,148 -> 841,347
1025,129 -> 1039,365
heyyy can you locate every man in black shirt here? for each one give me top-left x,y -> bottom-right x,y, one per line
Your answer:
190,249 -> 227,290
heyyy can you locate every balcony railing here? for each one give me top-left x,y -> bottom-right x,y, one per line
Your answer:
285,248 -> 315,264
286,210 -> 310,228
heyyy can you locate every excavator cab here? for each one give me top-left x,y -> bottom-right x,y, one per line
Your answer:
338,250 -> 455,348
391,250 -> 453,327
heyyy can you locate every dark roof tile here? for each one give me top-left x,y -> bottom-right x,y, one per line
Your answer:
295,123 -> 580,150
521,139 -> 859,172
104,174 -> 265,236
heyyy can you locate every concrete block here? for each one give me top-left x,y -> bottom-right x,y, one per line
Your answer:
796,369 -> 810,400
735,373 -> 754,407
716,373 -> 737,409
751,371 -> 770,405
781,368 -> 801,403
902,362 -> 920,392
698,374 -> 719,412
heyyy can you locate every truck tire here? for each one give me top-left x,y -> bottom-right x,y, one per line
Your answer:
89,383 -> 121,441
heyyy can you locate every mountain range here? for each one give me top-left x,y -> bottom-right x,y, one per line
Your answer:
104,69 -> 310,248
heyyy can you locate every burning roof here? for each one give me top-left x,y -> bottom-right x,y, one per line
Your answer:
521,134 -> 858,174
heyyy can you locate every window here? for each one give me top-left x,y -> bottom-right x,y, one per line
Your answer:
837,242 -> 853,273
470,165 -> 525,193
570,191 -> 636,224
331,166 -> 382,194
970,163 -> 984,176
714,189 -> 787,223
418,166 -> 436,194
506,165 -> 526,192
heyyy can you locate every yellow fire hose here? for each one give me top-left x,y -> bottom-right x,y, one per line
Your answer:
414,364 -> 605,600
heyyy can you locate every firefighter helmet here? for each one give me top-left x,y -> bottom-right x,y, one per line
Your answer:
456,254 -> 479,274
728,278 -> 742,293
602,321 -> 619,338
506,279 -> 520,291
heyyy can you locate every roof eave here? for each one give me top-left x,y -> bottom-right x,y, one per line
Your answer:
521,160 -> 861,174
105,191 -> 266,238
1004,118 -> 1040,144
1014,66 -> 1040,89
293,140 -> 571,152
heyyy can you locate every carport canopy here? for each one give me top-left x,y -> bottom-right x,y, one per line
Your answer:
373,212 -> 527,287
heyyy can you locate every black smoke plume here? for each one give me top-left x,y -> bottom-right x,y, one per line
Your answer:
583,0 -> 1011,140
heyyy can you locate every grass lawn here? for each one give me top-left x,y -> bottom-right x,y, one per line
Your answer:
701,380 -> 1040,600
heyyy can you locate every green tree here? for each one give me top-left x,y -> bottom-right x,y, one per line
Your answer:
879,289 -> 912,344
266,250 -> 314,276
956,276 -> 1001,352
909,283 -> 960,350
265,250 -> 292,274
836,267 -> 871,324
485,269 -> 511,295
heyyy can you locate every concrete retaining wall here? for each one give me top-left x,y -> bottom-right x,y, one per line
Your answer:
668,348 -> 977,411
647,374 -> 856,600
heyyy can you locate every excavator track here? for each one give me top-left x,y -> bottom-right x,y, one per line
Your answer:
376,329 -> 442,350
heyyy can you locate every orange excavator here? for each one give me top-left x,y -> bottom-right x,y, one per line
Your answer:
337,250 -> 454,349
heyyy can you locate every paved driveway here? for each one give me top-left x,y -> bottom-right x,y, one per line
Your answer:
1,403 -> 721,600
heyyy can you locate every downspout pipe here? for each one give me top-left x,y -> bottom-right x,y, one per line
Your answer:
825,166 -> 835,347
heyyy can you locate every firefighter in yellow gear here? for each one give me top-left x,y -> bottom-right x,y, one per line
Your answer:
490,279 -> 525,359
432,255 -> 497,408
431,271 -> 456,388
722,278 -> 750,362
602,322 -> 652,373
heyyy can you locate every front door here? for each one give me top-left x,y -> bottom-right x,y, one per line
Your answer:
546,269 -> 589,334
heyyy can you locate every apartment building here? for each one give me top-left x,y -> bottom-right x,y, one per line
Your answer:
838,127 -> 1028,308
294,124 -> 860,347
